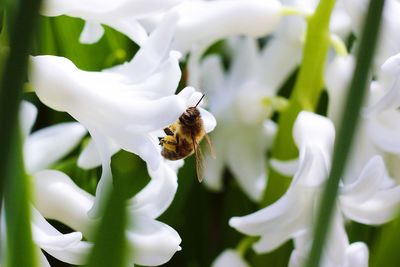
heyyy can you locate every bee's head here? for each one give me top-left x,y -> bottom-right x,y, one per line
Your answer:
179,107 -> 200,126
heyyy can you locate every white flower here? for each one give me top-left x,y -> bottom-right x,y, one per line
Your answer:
198,37 -> 278,202
41,0 -> 183,45
343,0 -> 400,72
229,112 -> 400,266
211,249 -> 249,267
1,101 -> 88,267
33,160 -> 182,266
169,0 -> 283,55
29,13 -> 216,216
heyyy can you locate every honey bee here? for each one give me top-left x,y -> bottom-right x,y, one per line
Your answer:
159,94 -> 214,182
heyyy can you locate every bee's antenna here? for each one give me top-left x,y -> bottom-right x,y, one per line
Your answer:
195,94 -> 205,107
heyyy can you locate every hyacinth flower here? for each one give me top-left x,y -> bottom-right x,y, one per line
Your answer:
211,249 -> 249,267
230,112 -> 400,266
0,101 -> 86,266
40,0 -> 184,45
1,102 -> 184,266
29,12 -> 216,217
197,37 -> 279,202
343,0 -> 400,72
32,162 -> 182,266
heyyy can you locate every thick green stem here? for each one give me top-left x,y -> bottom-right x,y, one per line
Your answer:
0,0 -> 42,266
262,0 -> 336,206
306,0 -> 385,266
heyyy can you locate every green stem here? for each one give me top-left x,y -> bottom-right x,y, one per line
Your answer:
4,130 -> 38,267
306,0 -> 385,266
86,171 -> 131,267
262,0 -> 337,206
0,0 -> 42,266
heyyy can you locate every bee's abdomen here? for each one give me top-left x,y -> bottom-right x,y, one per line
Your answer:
161,137 -> 193,160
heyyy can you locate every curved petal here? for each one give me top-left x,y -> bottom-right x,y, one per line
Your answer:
325,55 -> 355,127
19,100 -> 38,139
38,250 -> 51,267
31,208 -> 83,249
172,0 -> 282,54
225,125 -> 267,202
366,107 -> 400,154
212,249 -> 249,267
24,122 -> 87,174
126,216 -> 181,266
270,158 -> 299,177
42,0 -> 183,45
30,55 -> 188,133
77,138 -> 120,170
259,37 -> 302,92
79,21 -> 104,44
340,156 -> 386,202
105,12 -> 179,84
293,112 -> 335,169
226,37 -> 259,89
128,161 -> 178,219
199,107 -> 217,133
43,241 -> 92,265
86,128 -> 113,218
381,52 -> 400,75
33,170 -> 94,237
229,185 -> 311,237
344,242 -> 369,267
340,185 -> 400,225
203,128 -> 226,191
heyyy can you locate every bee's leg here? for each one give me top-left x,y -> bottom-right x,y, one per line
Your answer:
164,128 -> 174,136
158,137 -> 163,145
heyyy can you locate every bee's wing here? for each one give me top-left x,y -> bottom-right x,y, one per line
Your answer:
192,134 -> 204,183
204,134 -> 216,159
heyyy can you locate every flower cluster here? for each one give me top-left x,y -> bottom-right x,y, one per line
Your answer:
2,0 -> 400,266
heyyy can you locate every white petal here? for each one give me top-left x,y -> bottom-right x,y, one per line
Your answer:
105,17 -> 149,46
77,138 -> 120,170
229,185 -> 311,243
363,78 -> 400,117
344,242 -> 369,267
325,55 -> 355,127
340,156 -> 386,202
340,185 -> 400,225
31,208 -> 83,249
86,128 -> 113,218
259,37 -> 302,91
19,101 -> 38,139
366,107 -> 400,154
44,241 -> 92,265
199,55 -> 227,113
24,122 -> 87,174
38,250 -> 51,267
30,55 -> 187,132
270,158 -> 299,177
42,0 -> 183,45
225,125 -> 267,202
106,12 -> 179,83
226,37 -> 259,89
79,21 -> 104,44
254,229 -> 297,253
33,170 -> 94,236
381,52 -> 400,75
199,108 -> 217,133
212,249 -> 249,267
203,128 -> 226,191
172,0 -> 282,53
126,216 -> 181,266
128,161 -> 178,218
293,112 -> 335,168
